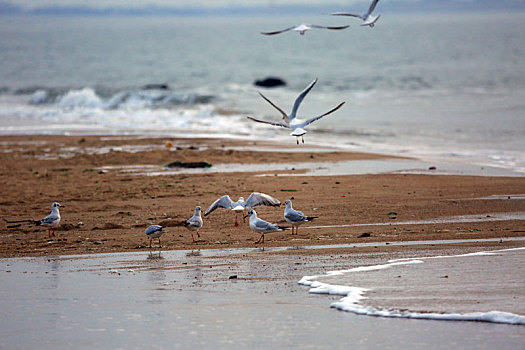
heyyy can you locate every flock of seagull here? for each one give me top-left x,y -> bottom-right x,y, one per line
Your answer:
249,0 -> 382,143
144,193 -> 317,248
35,193 -> 318,248
31,0 -> 384,248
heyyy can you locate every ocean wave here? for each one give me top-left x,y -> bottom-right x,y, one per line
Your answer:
21,86 -> 215,110
300,247 -> 525,325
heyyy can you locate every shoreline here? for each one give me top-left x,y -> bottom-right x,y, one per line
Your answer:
0,134 -> 524,258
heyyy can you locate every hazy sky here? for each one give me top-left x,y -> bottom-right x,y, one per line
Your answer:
5,0 -> 401,9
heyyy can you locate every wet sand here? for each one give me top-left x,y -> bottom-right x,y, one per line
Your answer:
1,135 -> 524,258
1,242 -> 524,349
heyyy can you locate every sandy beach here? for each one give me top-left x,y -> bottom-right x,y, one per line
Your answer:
1,135 -> 524,258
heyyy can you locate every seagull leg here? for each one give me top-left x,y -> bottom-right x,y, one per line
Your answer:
149,238 -> 152,248
197,230 -> 200,238
301,136 -> 304,144
296,138 -> 299,145
158,238 -> 162,248
192,232 -> 197,243
255,234 -> 264,244
242,210 -> 246,223
234,213 -> 239,227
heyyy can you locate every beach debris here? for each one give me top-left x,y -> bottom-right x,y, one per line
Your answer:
98,170 -> 107,174
184,206 -> 203,243
254,77 -> 286,88
229,275 -> 238,279
165,161 -> 212,168
429,166 -> 437,170
358,232 -> 371,238
204,192 -> 280,227
244,209 -> 286,244
93,223 -> 124,230
247,78 -> 345,144
165,141 -> 173,148
284,199 -> 318,235
145,225 -> 165,248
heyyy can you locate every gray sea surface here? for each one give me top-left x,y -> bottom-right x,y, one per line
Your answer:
0,12 -> 524,172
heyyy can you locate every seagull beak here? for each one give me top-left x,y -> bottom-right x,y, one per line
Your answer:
243,214 -> 249,219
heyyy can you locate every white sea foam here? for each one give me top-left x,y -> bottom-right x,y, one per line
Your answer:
299,247 -> 525,325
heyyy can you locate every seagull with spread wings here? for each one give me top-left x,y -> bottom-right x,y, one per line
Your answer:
331,0 -> 382,27
261,23 -> 349,36
204,192 -> 280,227
247,78 -> 345,144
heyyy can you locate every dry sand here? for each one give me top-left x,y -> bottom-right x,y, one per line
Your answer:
1,135 -> 524,258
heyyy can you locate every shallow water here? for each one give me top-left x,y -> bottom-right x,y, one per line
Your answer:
1,243 -> 525,349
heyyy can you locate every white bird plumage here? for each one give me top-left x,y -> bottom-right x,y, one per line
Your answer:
247,78 -> 345,144
243,209 -> 285,244
261,23 -> 349,36
283,199 -> 318,235
184,206 -> 203,243
145,225 -> 165,248
331,0 -> 382,27
204,192 -> 280,226
36,202 -> 62,238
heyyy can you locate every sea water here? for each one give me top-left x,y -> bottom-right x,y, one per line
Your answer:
0,12 -> 524,172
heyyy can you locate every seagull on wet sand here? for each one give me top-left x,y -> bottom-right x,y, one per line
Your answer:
184,206 -> 203,243
284,200 -> 318,235
35,202 -> 62,238
243,209 -> 286,244
145,225 -> 165,248
261,23 -> 349,36
331,0 -> 382,27
204,192 -> 280,226
247,78 -> 345,144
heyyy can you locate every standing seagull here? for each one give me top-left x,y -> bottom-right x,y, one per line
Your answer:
35,202 -> 62,238
247,78 -> 345,144
145,225 -> 165,248
283,200 -> 318,235
204,192 -> 280,227
184,206 -> 203,243
261,23 -> 349,36
331,0 -> 382,27
243,209 -> 285,244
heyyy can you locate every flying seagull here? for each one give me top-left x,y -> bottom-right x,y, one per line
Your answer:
261,23 -> 349,36
243,209 -> 286,244
35,202 -> 63,238
204,192 -> 280,227
247,78 -> 345,144
184,205 -> 203,243
331,0 -> 382,27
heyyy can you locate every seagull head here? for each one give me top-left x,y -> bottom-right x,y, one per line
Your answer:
52,202 -> 62,209
244,209 -> 255,220
284,199 -> 292,207
195,206 -> 201,213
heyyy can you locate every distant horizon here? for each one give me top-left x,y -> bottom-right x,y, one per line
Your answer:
1,1 -> 525,16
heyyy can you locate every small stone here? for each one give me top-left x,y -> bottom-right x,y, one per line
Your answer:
229,275 -> 238,279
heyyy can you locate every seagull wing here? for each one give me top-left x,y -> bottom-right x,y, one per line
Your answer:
204,195 -> 234,216
261,26 -> 297,36
330,12 -> 364,20
258,91 -> 289,122
185,216 -> 201,228
246,116 -> 289,128
244,192 -> 281,208
40,214 -> 59,225
309,24 -> 350,31
254,218 -> 279,232
303,101 -> 345,127
290,78 -> 318,120
285,210 -> 306,223
367,0 -> 380,15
